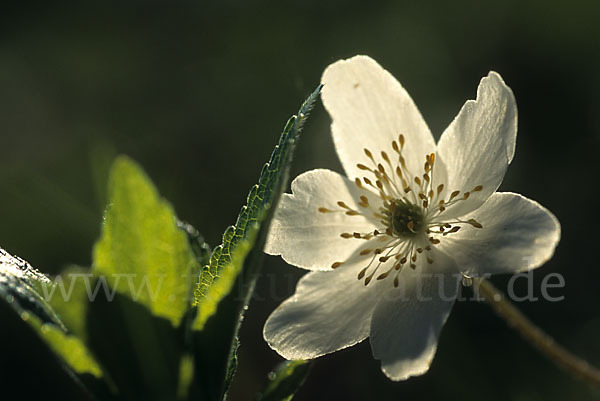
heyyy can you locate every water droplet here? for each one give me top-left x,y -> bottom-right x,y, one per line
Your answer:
267,371 -> 276,381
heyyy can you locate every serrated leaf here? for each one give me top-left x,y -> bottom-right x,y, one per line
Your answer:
193,85 -> 322,329
92,156 -> 199,327
190,85 -> 321,401
255,361 -> 312,401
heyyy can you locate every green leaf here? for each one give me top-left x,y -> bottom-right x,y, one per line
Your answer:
193,84 -> 322,329
27,313 -> 104,379
255,361 -> 312,401
190,85 -> 322,401
85,289 -> 182,401
0,247 -> 64,328
0,249 -> 103,381
46,265 -> 95,340
92,156 -> 199,327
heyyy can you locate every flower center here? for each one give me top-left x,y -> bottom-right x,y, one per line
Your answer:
318,133 -> 484,288
383,198 -> 424,238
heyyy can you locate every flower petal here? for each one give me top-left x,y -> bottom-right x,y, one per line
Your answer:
438,192 -> 560,276
263,264 -> 382,360
265,168 -> 381,271
369,269 -> 459,381
437,71 -> 517,219
321,55 -> 436,181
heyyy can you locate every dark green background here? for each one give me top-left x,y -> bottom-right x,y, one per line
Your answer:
1,1 -> 599,400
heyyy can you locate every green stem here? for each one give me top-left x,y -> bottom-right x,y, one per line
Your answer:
476,278 -> 600,388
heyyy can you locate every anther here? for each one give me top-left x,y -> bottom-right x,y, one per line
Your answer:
357,163 -> 370,171
364,148 -> 374,160
463,192 -> 470,200
318,207 -> 331,213
360,249 -> 372,255
332,262 -> 343,269
340,233 -> 353,238
473,185 -> 483,192
467,219 -> 483,228
377,272 -> 390,280
445,226 -> 461,235
450,190 -> 460,199
437,184 -> 444,194
353,232 -> 362,238
358,267 -> 368,279
381,151 -> 390,163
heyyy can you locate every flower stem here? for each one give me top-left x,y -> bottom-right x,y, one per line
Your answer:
475,278 -> 600,388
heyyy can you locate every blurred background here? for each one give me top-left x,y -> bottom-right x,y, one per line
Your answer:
1,0 -> 599,399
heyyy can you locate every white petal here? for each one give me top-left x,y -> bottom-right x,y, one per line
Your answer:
265,168 -> 381,271
438,192 -> 560,276
437,71 -> 517,219
263,264 -> 382,360
321,55 -> 436,181
369,269 -> 459,381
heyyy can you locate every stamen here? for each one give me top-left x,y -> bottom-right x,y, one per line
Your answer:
327,133 -> 486,288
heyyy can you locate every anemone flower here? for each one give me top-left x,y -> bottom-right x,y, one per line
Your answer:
263,55 -> 560,380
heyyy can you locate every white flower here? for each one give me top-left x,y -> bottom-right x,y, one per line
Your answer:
263,55 -> 560,380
